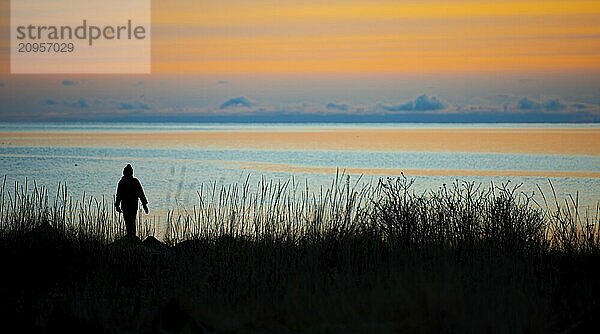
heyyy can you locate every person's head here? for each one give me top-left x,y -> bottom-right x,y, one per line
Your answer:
123,164 -> 133,176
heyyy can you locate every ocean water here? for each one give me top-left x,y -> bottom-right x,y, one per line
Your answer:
1,123 -> 598,215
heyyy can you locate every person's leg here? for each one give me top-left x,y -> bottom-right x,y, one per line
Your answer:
123,209 -> 137,237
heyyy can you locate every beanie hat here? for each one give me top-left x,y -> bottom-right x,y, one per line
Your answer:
123,164 -> 133,176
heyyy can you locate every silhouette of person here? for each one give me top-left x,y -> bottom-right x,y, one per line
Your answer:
115,164 -> 148,237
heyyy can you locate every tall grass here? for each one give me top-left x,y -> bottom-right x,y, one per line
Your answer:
161,173 -> 599,255
0,173 -> 598,333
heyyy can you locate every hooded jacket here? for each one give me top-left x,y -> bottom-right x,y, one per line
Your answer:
115,175 -> 148,211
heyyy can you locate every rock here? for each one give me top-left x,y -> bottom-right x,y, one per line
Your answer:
143,236 -> 170,253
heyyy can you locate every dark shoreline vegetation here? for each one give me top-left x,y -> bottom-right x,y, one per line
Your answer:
1,174 -> 599,333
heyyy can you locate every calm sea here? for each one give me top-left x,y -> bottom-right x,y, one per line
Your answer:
1,122 -> 598,215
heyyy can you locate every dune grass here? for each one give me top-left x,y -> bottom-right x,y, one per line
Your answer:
0,173 -> 598,333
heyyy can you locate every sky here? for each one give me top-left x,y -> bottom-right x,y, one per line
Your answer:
0,0 -> 599,122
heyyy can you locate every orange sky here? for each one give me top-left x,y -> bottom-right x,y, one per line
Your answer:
150,0 -> 600,74
1,0 -> 600,74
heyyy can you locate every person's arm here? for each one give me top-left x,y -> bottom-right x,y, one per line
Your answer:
137,179 -> 149,214
114,180 -> 122,212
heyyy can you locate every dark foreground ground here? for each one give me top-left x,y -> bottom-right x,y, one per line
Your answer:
1,178 -> 599,333
1,224 -> 599,334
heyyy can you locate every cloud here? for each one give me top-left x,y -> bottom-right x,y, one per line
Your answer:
73,98 -> 89,109
325,102 -> 350,112
61,80 -> 79,86
119,102 -> 135,110
543,99 -> 565,111
0,82 -> 4,87
518,98 -> 567,111
220,96 -> 253,109
216,80 -> 229,85
380,101 -> 414,112
517,98 -> 540,110
119,101 -> 150,110
41,98 -> 86,108
380,94 -> 445,112
413,95 -> 445,111
42,97 -> 97,109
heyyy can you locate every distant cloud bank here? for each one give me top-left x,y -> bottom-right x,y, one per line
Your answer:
0,79 -> 598,122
